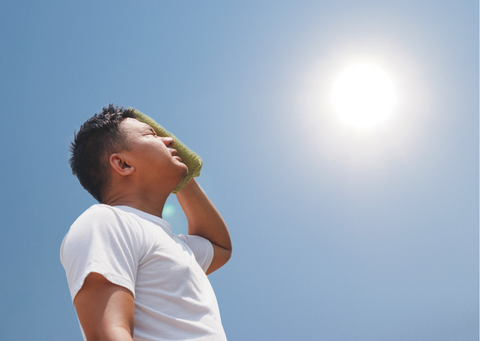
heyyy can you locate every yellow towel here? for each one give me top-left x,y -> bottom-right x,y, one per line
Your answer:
131,108 -> 203,194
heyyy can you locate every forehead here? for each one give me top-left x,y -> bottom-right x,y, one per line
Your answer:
120,117 -> 153,134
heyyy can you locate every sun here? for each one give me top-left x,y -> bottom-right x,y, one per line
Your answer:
332,64 -> 396,128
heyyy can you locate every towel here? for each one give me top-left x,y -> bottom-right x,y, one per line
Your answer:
131,108 -> 203,194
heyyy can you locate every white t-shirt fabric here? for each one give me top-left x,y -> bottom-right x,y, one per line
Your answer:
60,204 -> 227,341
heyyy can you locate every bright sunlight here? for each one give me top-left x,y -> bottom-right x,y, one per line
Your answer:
332,64 -> 396,128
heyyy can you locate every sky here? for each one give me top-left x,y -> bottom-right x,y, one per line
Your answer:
0,1 -> 478,340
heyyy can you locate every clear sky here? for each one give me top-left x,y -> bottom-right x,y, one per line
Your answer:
0,1 -> 478,340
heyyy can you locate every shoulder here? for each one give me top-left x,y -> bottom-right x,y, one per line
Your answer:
74,204 -> 119,225
63,205 -> 139,249
61,205 -> 145,263
70,204 -> 136,233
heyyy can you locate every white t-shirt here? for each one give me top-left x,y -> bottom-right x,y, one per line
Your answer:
60,204 -> 227,341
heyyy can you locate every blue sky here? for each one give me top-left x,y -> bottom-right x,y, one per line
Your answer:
0,1 -> 478,340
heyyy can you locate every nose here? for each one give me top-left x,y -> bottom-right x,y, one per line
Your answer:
162,137 -> 175,147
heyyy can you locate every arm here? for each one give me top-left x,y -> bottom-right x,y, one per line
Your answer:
176,179 -> 232,274
74,273 -> 135,341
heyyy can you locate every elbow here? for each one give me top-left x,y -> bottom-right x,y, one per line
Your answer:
224,247 -> 233,264
207,243 -> 232,275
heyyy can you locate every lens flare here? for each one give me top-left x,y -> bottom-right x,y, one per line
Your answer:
163,203 -> 176,218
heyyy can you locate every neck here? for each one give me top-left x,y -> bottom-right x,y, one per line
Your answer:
105,191 -> 170,218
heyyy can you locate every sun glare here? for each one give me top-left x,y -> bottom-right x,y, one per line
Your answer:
332,64 -> 395,128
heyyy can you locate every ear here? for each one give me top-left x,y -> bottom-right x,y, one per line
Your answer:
109,153 -> 135,177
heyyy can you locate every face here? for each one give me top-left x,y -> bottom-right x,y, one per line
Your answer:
119,118 -> 188,190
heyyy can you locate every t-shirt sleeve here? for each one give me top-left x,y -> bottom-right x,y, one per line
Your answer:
176,234 -> 214,273
60,205 -> 140,301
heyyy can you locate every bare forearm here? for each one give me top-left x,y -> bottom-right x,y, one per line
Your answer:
176,179 -> 232,251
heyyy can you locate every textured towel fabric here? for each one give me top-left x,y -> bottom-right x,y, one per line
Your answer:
131,108 -> 203,194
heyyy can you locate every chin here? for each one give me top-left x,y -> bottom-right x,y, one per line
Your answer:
173,163 -> 188,180
180,166 -> 189,179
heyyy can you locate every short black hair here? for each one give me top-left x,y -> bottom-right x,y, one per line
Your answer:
69,104 -> 136,203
